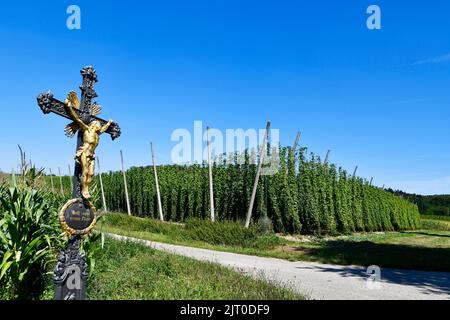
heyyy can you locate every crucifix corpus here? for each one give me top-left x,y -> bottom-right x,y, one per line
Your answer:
37,66 -> 121,300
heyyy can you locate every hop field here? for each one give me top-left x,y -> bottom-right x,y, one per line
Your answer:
81,147 -> 421,234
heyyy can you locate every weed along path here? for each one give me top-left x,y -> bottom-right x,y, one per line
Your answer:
105,233 -> 450,300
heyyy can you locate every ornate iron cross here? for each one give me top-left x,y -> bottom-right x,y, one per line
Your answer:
36,66 -> 121,300
37,66 -> 121,198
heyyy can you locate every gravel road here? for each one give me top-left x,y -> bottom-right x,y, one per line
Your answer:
106,233 -> 450,300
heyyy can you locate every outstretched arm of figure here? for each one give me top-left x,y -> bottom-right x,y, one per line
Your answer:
66,104 -> 88,131
100,119 -> 113,133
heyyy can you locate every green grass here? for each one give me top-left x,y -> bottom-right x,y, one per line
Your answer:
421,214 -> 450,222
276,230 -> 450,271
420,215 -> 450,231
86,237 -> 301,300
97,212 -> 283,250
97,213 -> 450,272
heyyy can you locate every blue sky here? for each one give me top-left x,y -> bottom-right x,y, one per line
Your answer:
0,0 -> 449,195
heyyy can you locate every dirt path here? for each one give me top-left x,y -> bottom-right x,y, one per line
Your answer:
106,233 -> 450,300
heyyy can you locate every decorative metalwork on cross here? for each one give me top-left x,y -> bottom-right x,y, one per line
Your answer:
36,66 -> 121,300
37,66 -> 121,200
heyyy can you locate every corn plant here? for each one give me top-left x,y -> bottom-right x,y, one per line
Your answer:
0,185 -> 62,299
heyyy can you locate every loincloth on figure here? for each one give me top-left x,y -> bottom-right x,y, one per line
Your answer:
75,145 -> 96,164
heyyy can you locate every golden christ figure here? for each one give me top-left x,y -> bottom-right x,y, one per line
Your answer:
64,91 -> 113,199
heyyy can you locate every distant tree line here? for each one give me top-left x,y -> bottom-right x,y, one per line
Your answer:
385,189 -> 450,216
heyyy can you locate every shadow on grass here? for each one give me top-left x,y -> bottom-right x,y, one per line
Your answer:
292,241 -> 450,296
403,231 -> 450,238
292,240 -> 450,272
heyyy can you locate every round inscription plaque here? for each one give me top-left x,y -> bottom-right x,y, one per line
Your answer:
59,198 -> 97,236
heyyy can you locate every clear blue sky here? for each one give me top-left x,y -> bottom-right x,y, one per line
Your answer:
0,0 -> 449,195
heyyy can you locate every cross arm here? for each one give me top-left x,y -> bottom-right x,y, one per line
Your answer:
37,91 -> 121,140
37,91 -> 72,120
92,116 -> 121,140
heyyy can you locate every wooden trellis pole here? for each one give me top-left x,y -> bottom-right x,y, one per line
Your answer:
245,121 -> 270,228
293,131 -> 301,151
352,166 -> 358,179
49,168 -> 55,193
206,127 -> 215,222
97,157 -> 107,212
151,142 -> 164,221
68,164 -> 73,191
120,150 -> 131,216
324,150 -> 330,165
58,167 -> 64,195
286,130 -> 302,175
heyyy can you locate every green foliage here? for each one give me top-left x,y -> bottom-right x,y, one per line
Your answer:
420,218 -> 450,231
185,218 -> 260,247
0,185 -> 63,299
81,227 -> 103,277
16,146 -> 47,190
100,213 -> 450,273
103,213 -> 189,241
421,215 -> 450,222
293,232 -> 450,272
387,191 -> 450,217
256,216 -> 274,234
0,149 -> 101,299
85,148 -> 421,235
88,237 -> 302,300
102,213 -> 283,249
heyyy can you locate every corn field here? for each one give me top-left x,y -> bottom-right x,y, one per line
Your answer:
42,146 -> 421,234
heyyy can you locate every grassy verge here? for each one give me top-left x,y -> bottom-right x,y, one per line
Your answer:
421,215 -> 450,222
273,230 -> 450,271
97,213 -> 450,272
87,237 -> 301,299
420,215 -> 450,231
